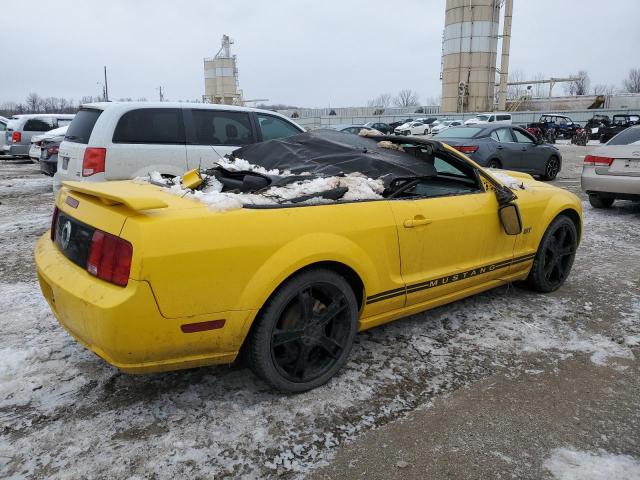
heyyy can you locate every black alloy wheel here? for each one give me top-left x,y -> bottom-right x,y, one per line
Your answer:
542,156 -> 560,181
246,269 -> 358,392
526,215 -> 577,292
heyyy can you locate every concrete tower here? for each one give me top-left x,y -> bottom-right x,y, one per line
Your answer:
441,0 -> 501,113
203,35 -> 243,105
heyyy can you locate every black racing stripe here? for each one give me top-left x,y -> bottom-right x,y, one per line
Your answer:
366,286 -> 406,302
366,253 -> 537,305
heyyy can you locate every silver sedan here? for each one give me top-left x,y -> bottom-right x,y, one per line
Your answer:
581,125 -> 640,208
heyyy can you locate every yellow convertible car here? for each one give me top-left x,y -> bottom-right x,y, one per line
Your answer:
35,131 -> 582,392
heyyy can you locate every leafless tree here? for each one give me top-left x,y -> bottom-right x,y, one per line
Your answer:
367,93 -> 393,108
394,89 -> 420,107
25,92 -> 43,113
564,71 -> 590,96
623,68 -> 640,93
507,70 -> 527,99
593,84 -> 617,95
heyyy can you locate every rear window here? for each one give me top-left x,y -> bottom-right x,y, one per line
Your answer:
23,119 -> 53,132
608,127 -> 640,146
434,127 -> 484,139
113,108 -> 185,144
65,109 -> 102,144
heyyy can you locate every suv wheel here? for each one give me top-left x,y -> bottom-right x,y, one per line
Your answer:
588,194 -> 614,209
246,268 -> 358,392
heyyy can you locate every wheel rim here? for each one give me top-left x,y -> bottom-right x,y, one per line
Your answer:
270,283 -> 351,383
488,161 -> 499,168
541,224 -> 576,287
546,157 -> 559,178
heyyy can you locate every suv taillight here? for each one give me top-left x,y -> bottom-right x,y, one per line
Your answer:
82,147 -> 106,177
454,145 -> 479,154
584,155 -> 614,166
47,145 -> 59,156
12,131 -> 21,143
50,206 -> 59,241
87,230 -> 133,287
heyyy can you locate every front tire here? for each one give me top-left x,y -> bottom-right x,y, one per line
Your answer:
588,194 -> 614,209
526,215 -> 578,293
487,159 -> 502,169
246,268 -> 358,393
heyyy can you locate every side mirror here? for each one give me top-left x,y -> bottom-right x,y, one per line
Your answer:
498,203 -> 523,235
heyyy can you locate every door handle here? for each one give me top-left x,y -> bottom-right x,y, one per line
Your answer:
404,216 -> 433,228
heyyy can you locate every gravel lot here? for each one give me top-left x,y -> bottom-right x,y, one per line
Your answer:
0,145 -> 638,479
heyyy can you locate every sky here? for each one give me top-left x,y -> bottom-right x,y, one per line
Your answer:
1,0 -> 639,108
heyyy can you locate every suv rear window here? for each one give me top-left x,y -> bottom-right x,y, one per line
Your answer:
24,119 -> 52,132
113,108 -> 185,144
65,109 -> 102,144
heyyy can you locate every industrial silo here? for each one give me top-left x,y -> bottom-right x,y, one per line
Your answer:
203,35 -> 243,105
441,0 -> 501,113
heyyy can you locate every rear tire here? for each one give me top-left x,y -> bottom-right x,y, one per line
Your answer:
246,268 -> 358,393
487,159 -> 502,169
541,155 -> 560,181
588,194 -> 614,209
526,215 -> 578,293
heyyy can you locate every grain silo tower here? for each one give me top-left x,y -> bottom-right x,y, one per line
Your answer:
441,0 -> 502,113
203,35 -> 243,105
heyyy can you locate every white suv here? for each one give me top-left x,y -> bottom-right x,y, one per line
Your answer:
464,113 -> 512,125
54,102 -> 304,192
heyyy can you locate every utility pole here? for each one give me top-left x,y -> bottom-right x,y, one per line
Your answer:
158,86 -> 164,102
103,66 -> 109,101
497,0 -> 513,111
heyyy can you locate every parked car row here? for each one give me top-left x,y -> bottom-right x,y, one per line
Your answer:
3,114 -> 75,157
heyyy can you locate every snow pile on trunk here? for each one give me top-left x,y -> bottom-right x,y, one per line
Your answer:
142,161 -> 385,212
487,169 -> 527,190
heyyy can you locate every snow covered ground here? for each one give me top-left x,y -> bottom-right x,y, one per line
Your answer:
0,151 -> 638,479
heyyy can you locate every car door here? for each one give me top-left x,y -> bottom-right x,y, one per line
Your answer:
185,108 -> 257,170
108,108 -> 188,179
389,150 -> 517,307
512,128 -> 539,173
490,127 -> 520,168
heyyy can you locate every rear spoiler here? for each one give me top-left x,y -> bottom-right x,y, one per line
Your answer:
62,181 -> 168,211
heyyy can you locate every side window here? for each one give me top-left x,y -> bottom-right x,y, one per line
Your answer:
488,116 -> 495,122
495,128 -> 513,142
393,151 -> 481,199
490,130 -> 500,141
23,119 -> 52,132
0,123 -> 5,132
191,110 -> 254,146
513,129 -> 534,144
257,114 -> 301,141
113,108 -> 185,144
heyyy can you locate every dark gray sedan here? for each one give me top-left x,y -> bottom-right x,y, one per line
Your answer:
433,124 -> 562,180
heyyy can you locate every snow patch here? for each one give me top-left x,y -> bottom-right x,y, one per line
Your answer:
544,447 -> 640,480
487,169 -> 526,190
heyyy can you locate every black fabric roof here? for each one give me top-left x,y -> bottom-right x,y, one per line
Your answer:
228,129 -> 436,180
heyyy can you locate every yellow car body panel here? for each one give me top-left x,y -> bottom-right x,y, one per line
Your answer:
35,152 -> 582,374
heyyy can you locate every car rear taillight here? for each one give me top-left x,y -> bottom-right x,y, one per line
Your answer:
584,155 -> 614,166
82,147 -> 106,177
87,230 -> 133,287
454,145 -> 479,154
50,206 -> 59,241
12,131 -> 21,143
47,145 -> 59,156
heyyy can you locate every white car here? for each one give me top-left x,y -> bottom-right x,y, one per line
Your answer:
394,120 -> 429,136
54,102 -> 304,192
464,113 -> 512,126
29,126 -> 69,162
430,120 -> 464,135
0,116 -> 7,155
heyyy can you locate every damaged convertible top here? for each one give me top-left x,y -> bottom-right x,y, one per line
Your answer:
227,129 -> 438,181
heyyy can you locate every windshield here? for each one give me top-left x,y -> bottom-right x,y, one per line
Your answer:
608,127 -> 640,145
434,127 -> 483,138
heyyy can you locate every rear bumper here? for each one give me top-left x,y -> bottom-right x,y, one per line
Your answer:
35,234 -> 254,373
7,144 -> 29,156
581,166 -> 640,196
